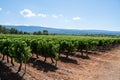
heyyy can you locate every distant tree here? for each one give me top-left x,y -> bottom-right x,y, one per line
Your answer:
0,25 -> 3,33
33,31 -> 42,35
10,28 -> 18,34
19,31 -> 23,34
0,25 -> 10,34
38,31 -> 42,35
33,32 -> 37,35
43,30 -> 48,35
24,32 -> 30,34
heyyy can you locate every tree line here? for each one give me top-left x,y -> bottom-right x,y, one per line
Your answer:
0,25 -> 48,35
1,25 -> 119,37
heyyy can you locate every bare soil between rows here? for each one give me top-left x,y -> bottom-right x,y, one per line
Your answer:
0,46 -> 120,80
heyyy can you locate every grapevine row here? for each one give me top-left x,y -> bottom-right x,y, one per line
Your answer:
0,34 -> 120,73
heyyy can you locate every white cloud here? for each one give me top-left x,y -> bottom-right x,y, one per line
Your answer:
52,14 -> 63,18
38,13 -> 47,18
72,17 -> 81,21
0,8 -> 2,11
52,15 -> 58,18
20,9 -> 36,17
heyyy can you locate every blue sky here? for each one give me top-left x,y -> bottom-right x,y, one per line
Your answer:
0,0 -> 120,31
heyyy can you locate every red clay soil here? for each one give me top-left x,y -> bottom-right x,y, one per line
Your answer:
1,46 -> 120,80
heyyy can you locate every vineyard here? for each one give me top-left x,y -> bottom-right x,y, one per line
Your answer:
0,34 -> 120,80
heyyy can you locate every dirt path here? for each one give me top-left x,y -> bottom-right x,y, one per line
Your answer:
23,46 -> 120,80
1,46 -> 120,80
78,47 -> 120,80
86,47 -> 120,80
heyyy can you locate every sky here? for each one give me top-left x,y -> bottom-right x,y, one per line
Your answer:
0,0 -> 120,31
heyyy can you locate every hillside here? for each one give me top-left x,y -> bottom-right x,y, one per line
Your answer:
4,25 -> 120,35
